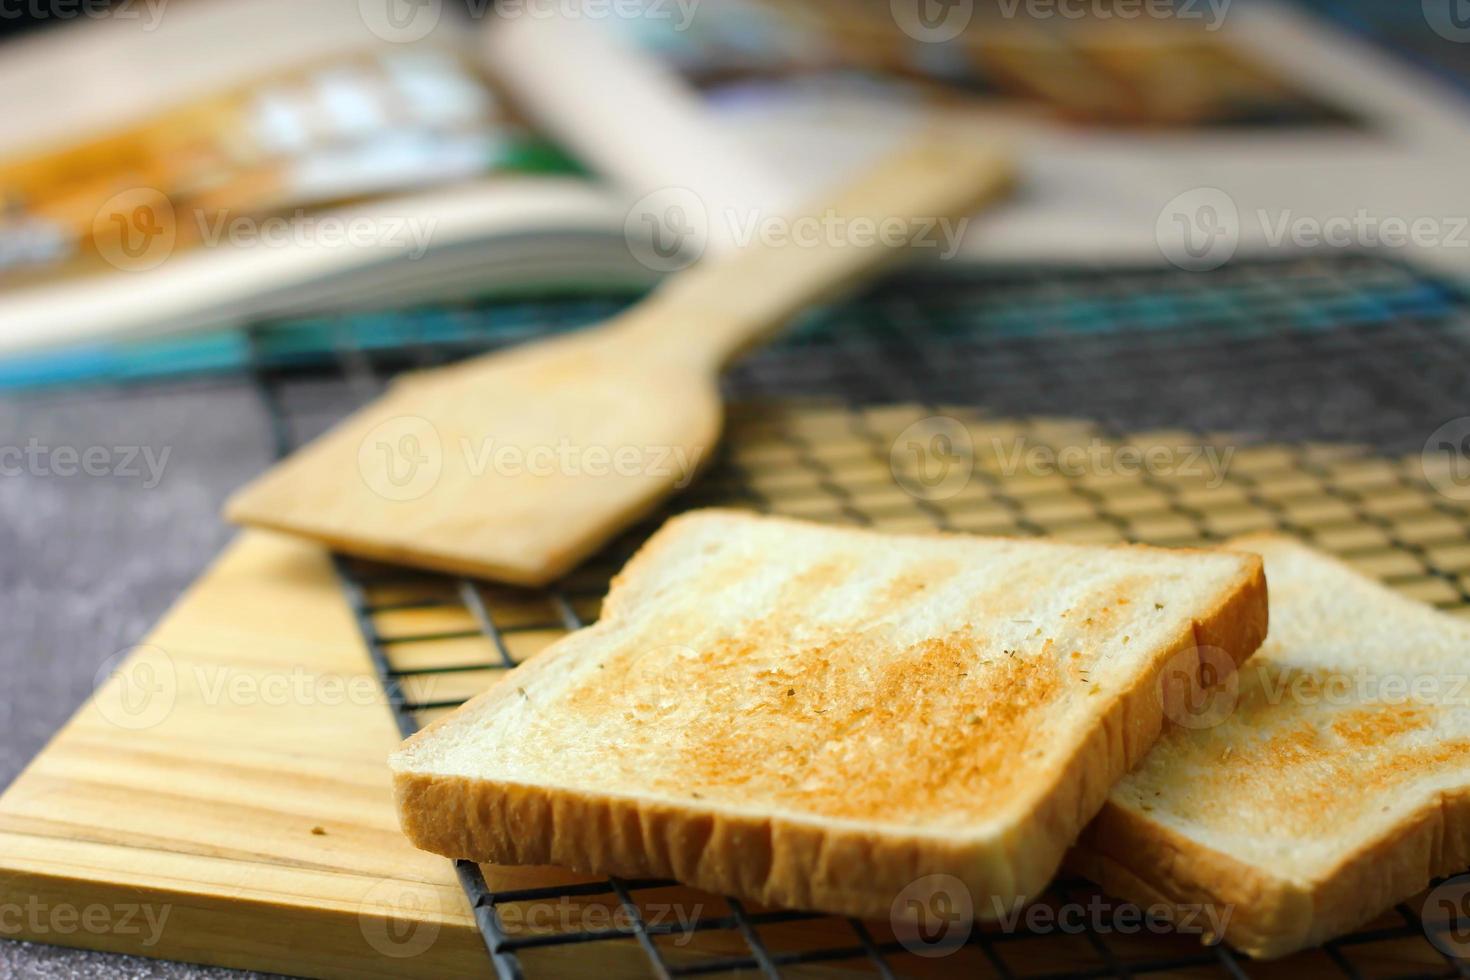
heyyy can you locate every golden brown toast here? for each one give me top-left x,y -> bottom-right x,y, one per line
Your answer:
391,510 -> 1267,920
1074,534 -> 1470,957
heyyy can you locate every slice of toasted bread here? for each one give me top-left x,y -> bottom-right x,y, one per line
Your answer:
390,510 -> 1267,921
1073,534 -> 1470,958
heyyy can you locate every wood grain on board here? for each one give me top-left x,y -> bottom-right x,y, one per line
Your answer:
0,531 -> 492,978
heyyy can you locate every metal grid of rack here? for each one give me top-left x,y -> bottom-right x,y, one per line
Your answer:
244,253 -> 1470,978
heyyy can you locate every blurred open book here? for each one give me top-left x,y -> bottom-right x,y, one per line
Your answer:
0,0 -> 674,355
2,0 -> 1467,361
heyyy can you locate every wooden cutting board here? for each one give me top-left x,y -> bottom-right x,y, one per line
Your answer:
0,530 -> 491,979
1,403 -> 1463,979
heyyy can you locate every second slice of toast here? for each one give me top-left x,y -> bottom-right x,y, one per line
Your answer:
1074,534 -> 1470,957
391,510 -> 1267,920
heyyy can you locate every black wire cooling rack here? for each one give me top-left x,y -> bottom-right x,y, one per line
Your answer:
242,252 -> 1470,979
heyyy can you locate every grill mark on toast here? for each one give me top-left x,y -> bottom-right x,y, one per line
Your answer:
775,556 -> 859,616
548,624 -> 1069,825
1329,703 -> 1433,744
687,544 -> 764,598
670,628 -> 1066,823
873,560 -> 961,616
1135,687 -> 1469,836
531,562 -> 1212,827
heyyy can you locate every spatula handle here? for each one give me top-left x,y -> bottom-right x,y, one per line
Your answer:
620,133 -> 1015,368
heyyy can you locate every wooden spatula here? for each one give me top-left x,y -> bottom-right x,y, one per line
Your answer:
225,137 -> 1014,586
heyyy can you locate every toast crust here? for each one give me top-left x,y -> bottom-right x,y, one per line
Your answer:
392,511 -> 1268,921
1074,534 -> 1470,958
1074,784 -> 1470,958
